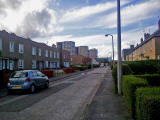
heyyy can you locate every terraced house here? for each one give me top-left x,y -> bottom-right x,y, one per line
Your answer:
123,20 -> 160,61
0,30 -> 62,71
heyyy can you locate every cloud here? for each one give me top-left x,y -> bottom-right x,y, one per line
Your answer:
97,0 -> 160,28
16,8 -> 63,38
33,24 -> 157,58
0,0 -> 63,38
60,0 -> 130,23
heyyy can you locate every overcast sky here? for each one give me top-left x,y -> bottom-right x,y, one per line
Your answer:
0,0 -> 160,58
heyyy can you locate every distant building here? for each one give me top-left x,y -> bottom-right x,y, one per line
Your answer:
75,47 -> 79,55
60,50 -> 70,68
89,48 -> 98,59
71,55 -> 85,65
78,46 -> 89,57
71,55 -> 91,65
124,19 -> 160,61
57,41 -> 75,56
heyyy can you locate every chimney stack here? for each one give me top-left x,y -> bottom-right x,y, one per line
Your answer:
144,33 -> 150,40
140,38 -> 143,43
130,45 -> 134,49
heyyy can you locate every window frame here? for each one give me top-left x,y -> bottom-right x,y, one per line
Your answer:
45,50 -> 48,57
32,47 -> 36,55
38,48 -> 41,56
19,44 -> 24,54
32,60 -> 37,69
18,59 -> 24,69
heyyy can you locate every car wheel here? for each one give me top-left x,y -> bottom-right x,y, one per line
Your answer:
30,84 -> 36,93
45,81 -> 49,88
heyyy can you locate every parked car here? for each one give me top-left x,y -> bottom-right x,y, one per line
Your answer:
7,70 -> 49,94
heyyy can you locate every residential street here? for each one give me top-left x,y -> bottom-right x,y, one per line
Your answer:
0,68 -> 107,120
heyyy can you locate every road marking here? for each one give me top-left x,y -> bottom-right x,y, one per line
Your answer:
0,95 -> 28,106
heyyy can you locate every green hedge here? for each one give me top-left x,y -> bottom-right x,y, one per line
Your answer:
136,87 -> 160,120
122,75 -> 148,118
112,64 -> 133,93
135,74 -> 160,86
123,60 -> 160,75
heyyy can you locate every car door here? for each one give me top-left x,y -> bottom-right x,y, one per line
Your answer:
37,71 -> 46,86
30,71 -> 40,87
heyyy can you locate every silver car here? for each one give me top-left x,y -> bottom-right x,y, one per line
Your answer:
8,70 -> 49,94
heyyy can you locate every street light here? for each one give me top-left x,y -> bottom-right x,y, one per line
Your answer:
105,34 -> 114,62
117,0 -> 122,95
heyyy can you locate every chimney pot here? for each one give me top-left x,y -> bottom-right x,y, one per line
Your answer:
140,38 -> 143,43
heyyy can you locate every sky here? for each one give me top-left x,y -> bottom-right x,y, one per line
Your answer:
0,0 -> 160,58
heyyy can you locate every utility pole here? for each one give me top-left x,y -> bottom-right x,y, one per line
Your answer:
105,34 -> 114,62
117,0 -> 122,94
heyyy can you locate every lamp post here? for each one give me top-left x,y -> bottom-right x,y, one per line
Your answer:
117,0 -> 122,95
105,34 -> 114,62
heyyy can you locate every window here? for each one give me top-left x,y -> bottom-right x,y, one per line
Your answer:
19,44 -> 24,53
0,39 -> 2,50
64,54 -> 66,59
54,52 -> 56,58
39,48 -> 41,56
32,47 -> 36,55
50,62 -> 53,68
45,61 -> 49,68
150,40 -> 152,51
32,60 -> 36,69
18,59 -> 24,69
57,52 -> 59,58
50,51 -> 52,58
11,71 -> 28,78
57,62 -> 60,68
45,50 -> 48,57
9,42 -> 14,52
158,55 -> 160,60
143,45 -> 146,53
31,71 -> 37,77
9,60 -> 14,70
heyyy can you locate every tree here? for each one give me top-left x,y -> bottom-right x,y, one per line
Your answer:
82,57 -> 91,65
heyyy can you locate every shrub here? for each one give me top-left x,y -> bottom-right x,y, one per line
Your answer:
122,75 -> 148,118
136,87 -> 160,120
41,70 -> 54,78
123,60 -> 160,75
112,64 -> 133,93
63,68 -> 73,73
135,74 -> 160,86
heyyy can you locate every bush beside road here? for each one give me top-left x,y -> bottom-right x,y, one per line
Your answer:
111,60 -> 160,120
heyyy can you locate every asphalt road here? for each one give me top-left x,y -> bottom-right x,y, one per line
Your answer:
0,68 -> 107,120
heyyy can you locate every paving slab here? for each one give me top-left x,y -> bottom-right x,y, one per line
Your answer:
83,69 -> 133,120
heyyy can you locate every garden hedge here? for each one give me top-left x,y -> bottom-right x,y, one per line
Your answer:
123,60 -> 160,75
112,64 -> 133,93
136,87 -> 160,120
135,74 -> 160,86
122,75 -> 148,118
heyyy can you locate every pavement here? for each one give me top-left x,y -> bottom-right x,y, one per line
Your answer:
82,68 -> 133,120
0,68 -> 106,120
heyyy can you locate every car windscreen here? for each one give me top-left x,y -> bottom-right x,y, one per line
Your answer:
11,71 -> 28,78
